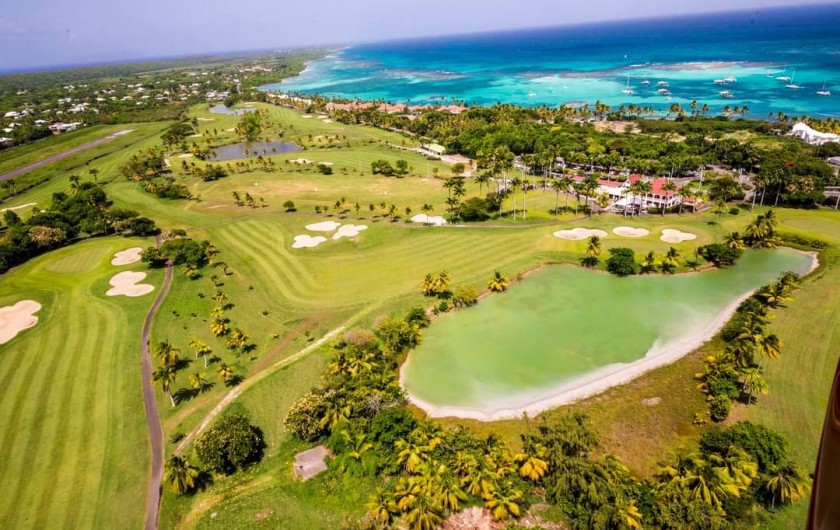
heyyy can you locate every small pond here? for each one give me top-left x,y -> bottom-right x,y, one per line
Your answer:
400,248 -> 815,420
210,141 -> 300,161
209,104 -> 256,115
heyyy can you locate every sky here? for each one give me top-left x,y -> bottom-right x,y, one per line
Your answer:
0,0 -> 836,71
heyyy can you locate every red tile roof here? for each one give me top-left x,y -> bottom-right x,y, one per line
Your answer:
628,175 -> 678,196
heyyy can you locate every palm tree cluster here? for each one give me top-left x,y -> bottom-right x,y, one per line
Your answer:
696,272 -> 801,421
420,271 -> 451,298
743,210 -> 779,248
487,270 -> 510,293
282,300 -> 809,529
163,455 -> 202,495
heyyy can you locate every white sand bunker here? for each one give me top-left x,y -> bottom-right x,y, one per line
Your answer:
302,115 -> 313,119
411,214 -> 447,226
305,221 -> 341,232
332,224 -> 368,240
553,228 -> 608,241
0,300 -> 42,344
322,119 -> 333,123
106,271 -> 155,297
291,158 -> 313,164
111,247 -> 143,266
292,235 -> 328,248
660,229 -> 698,244
613,226 -> 650,238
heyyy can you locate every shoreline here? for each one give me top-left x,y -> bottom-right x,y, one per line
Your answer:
401,250 -> 819,422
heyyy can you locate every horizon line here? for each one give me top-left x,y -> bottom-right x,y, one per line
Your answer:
1,2 -> 837,77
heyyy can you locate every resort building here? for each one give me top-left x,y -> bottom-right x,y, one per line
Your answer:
569,174 -> 682,211
791,122 -> 840,146
420,143 -> 447,157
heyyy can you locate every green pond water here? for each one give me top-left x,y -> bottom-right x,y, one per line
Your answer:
401,249 -> 814,418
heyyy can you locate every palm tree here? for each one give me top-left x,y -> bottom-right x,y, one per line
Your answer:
641,251 -> 657,274
551,178 -> 566,215
163,455 -> 200,494
656,453 -> 741,510
724,232 -> 745,250
366,488 -> 398,527
488,271 -> 510,292
156,341 -> 180,367
189,372 -> 210,390
211,316 -> 228,337
661,247 -> 680,274
764,462 -> 811,508
483,481 -> 523,521
740,366 -> 768,403
216,363 -> 235,383
613,497 -> 643,529
515,443 -> 549,482
153,363 -> 178,407
420,204 -> 434,225
88,168 -> 100,184
402,492 -> 444,530
661,180 -> 678,215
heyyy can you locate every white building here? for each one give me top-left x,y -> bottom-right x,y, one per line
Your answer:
791,122 -> 840,146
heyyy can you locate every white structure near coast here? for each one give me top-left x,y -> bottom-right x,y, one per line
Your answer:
791,122 -> 840,146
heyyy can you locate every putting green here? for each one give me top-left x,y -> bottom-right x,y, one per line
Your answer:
401,248 -> 815,420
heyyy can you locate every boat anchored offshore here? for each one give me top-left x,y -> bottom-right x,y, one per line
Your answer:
622,76 -> 634,95
785,70 -> 800,90
657,81 -> 669,87
640,79 -> 650,86
719,90 -> 734,98
817,82 -> 831,96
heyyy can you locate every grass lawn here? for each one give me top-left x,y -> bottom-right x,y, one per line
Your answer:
0,237 -> 160,530
2,102 -> 838,529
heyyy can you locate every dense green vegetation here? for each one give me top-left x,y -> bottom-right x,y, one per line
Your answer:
0,90 -> 838,530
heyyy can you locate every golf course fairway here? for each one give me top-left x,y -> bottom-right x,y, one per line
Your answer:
401,248 -> 816,420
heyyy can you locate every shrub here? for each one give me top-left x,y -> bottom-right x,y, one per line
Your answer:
283,200 -> 296,212
160,238 -> 207,267
285,388 -> 333,442
318,164 -> 333,175
405,307 -> 430,329
459,197 -> 491,221
605,247 -> 637,276
195,413 -> 265,474
374,317 -> 419,356
777,232 -> 828,250
452,285 -> 478,307
700,421 -> 788,471
141,246 -> 166,267
729,207 -> 741,215
709,395 -> 731,422
698,243 -> 742,267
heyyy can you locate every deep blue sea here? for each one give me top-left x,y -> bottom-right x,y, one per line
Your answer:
267,4 -> 840,118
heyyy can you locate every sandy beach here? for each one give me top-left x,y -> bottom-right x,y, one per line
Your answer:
403,251 -> 819,421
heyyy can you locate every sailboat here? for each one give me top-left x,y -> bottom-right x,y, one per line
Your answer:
719,90 -> 734,98
657,81 -> 669,87
622,76 -> 634,95
785,70 -> 800,90
776,64 -> 791,82
640,79 -> 650,86
817,82 -> 831,96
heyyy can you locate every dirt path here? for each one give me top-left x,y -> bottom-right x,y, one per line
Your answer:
140,240 -> 173,530
174,305 -> 377,456
0,129 -> 133,182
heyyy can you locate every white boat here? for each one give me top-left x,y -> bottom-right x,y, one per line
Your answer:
785,70 -> 800,89
640,79 -> 650,86
719,90 -> 734,98
775,64 -> 789,81
657,89 -> 672,96
657,81 -> 669,87
817,82 -> 831,96
713,79 -> 728,85
724,75 -> 738,83
621,76 -> 634,95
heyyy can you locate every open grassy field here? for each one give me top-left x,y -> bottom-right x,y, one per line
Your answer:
0,121 -> 172,205
0,237 -> 160,530
2,101 -> 839,529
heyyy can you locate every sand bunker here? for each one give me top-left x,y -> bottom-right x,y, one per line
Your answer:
305,221 -> 341,232
1,202 -> 36,212
613,226 -> 650,238
322,119 -> 333,123
291,158 -> 313,164
178,153 -> 192,158
106,271 -> 155,297
552,228 -> 608,241
332,224 -> 368,240
318,161 -> 334,166
292,235 -> 328,248
411,214 -> 447,226
111,247 -> 143,266
660,229 -> 698,244
0,300 -> 42,344
302,115 -> 313,119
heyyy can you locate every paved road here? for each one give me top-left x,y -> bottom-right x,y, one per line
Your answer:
0,129 -> 133,182
140,240 -> 173,530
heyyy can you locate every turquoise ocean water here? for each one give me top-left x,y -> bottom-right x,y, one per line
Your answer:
267,4 -> 840,118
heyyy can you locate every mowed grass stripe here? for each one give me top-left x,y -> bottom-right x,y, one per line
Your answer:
215,226 -> 325,307
31,301 -> 95,530
243,219 -> 322,291
3,302 -> 87,527
60,303 -> 114,530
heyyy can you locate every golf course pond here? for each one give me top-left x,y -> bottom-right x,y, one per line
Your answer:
210,140 -> 300,161
400,248 -> 816,420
